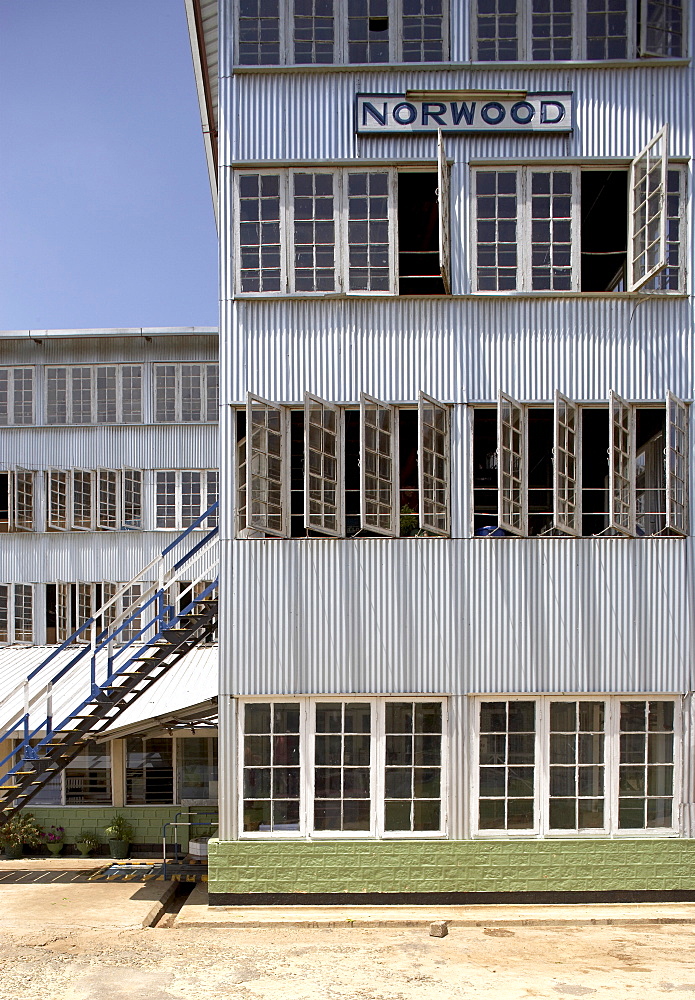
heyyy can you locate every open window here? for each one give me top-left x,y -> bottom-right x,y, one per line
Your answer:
247,393 -> 289,537
474,392 -> 687,537
437,131 -> 451,295
474,132 -> 682,294
47,471 -> 69,531
237,168 -> 449,297
0,470 -> 34,532
237,392 -> 451,538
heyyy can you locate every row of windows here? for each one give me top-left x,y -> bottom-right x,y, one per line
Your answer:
19,736 -> 218,807
0,363 -> 218,427
0,581 -> 215,646
235,0 -> 684,65
234,146 -> 684,297
240,696 -> 678,838
0,470 -> 219,533
234,390 -> 689,540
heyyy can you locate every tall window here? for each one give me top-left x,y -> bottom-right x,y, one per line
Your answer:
0,368 -> 33,425
241,698 -> 445,837
236,0 -> 447,64
153,363 -> 219,423
473,697 -> 677,836
0,471 -> 35,532
0,584 -> 33,644
473,0 -> 684,60
46,366 -> 142,424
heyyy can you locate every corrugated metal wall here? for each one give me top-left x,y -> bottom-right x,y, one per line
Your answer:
224,297 -> 692,403
225,537 -> 693,696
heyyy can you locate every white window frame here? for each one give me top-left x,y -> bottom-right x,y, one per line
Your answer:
45,365 -> 143,425
304,392 -> 345,537
238,697 -> 448,840
3,469 -> 35,532
471,695 -> 681,839
360,392 -> 399,537
471,0 -> 685,61
246,393 -> 290,538
418,391 -> 451,536
553,390 -> 582,536
234,168 -> 407,298
608,390 -> 636,536
0,367 -> 34,426
665,391 -> 689,535
0,584 -> 34,645
46,469 -> 143,532
627,126 -> 669,291
497,392 -> 527,536
437,131 -> 451,295
154,469 -> 219,530
234,0 -> 449,65
152,363 -> 219,424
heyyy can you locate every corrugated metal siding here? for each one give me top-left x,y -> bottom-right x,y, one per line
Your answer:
1,334 -> 217,366
0,532 -> 191,583
225,537 -> 693,697
223,67 -> 693,164
223,297 -> 692,403
1,424 -> 218,469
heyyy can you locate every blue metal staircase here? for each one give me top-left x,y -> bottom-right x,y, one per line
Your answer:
0,504 -> 219,823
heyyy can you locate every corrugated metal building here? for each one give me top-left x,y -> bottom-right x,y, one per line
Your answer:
184,0 -> 695,900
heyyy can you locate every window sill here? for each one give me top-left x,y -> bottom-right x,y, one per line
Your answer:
232,291 -> 688,302
231,58 -> 690,74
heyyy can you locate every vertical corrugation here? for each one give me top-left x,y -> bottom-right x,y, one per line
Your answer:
226,297 -> 692,403
227,538 -> 691,697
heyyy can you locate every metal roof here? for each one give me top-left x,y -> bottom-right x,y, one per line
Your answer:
184,0 -> 219,226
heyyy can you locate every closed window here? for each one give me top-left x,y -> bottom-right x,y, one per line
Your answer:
0,470 -> 35,532
126,737 -> 174,804
473,141 -> 684,294
0,584 -> 33,644
46,366 -> 142,424
237,0 -> 447,64
155,470 -> 219,529
240,698 -> 445,837
472,391 -> 688,538
473,697 -> 678,836
236,163 -> 451,296
473,0 -> 684,60
237,391 -> 450,538
0,368 -> 33,425
153,363 -> 219,423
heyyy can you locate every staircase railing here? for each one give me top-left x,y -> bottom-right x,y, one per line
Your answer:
0,503 -> 219,785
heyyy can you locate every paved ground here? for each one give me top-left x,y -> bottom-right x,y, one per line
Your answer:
2,863 -> 695,999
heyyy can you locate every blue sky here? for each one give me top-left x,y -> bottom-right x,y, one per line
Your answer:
0,1 -> 218,331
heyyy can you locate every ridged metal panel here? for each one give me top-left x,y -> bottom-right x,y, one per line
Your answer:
1,425 -> 218,470
0,532 -> 188,583
224,537 -> 693,697
223,297 -> 693,403
223,66 -> 693,163
1,334 -> 217,366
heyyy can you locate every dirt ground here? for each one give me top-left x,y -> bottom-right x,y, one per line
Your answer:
4,916 -> 695,1000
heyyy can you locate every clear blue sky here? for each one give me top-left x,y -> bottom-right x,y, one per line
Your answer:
0,1 -> 218,331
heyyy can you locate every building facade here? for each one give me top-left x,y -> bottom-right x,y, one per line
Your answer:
184,1 -> 695,900
0,328 -> 220,850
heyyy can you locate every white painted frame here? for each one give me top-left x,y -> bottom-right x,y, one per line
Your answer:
0,583 -> 34,645
553,391 -> 582,536
418,391 -> 450,536
0,367 -> 34,426
628,126 -> 669,291
152,362 -> 219,423
46,470 -> 70,532
497,391 -> 527,536
246,392 -> 290,538
238,696 -> 448,840
437,130 -> 451,294
639,0 -> 686,57
233,0 -> 449,65
45,365 -> 144,425
470,695 -> 681,839
665,391 -> 689,535
360,392 -> 399,537
608,390 -> 636,536
304,392 -> 345,537
154,469 -> 219,531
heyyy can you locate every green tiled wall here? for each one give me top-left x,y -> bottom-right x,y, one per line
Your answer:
25,807 -> 217,851
208,838 -> 695,894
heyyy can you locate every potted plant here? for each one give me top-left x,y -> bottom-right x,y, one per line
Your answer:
103,815 -> 134,859
42,825 -> 65,856
0,813 -> 45,860
74,831 -> 101,857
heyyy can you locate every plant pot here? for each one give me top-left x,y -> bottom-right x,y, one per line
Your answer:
3,844 -> 23,860
108,839 -> 129,859
46,842 -> 63,855
75,842 -> 93,856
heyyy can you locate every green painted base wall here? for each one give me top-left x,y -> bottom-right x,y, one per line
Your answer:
24,807 -> 217,852
208,838 -> 695,894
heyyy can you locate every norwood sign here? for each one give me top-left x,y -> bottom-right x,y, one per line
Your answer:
355,92 -> 573,134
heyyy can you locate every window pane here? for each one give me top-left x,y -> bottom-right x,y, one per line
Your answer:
618,700 -> 675,829
239,174 -> 282,292
385,701 -> 442,832
121,365 -> 143,422
294,0 -> 334,63
476,172 -> 518,291
479,700 -> 535,830
586,0 -> 628,60
314,702 -> 372,832
643,0 -> 683,57
549,701 -> 605,831
66,742 -> 111,804
238,0 -> 280,64
293,173 -> 335,292
96,366 -> 118,423
14,585 -> 33,642
181,365 -> 203,423
154,365 -> 177,422
178,737 -> 218,801
531,171 -> 573,291
46,368 -> 68,424
347,172 -> 391,292
206,364 -> 219,422
644,170 -> 683,292
532,0 -> 572,59
348,0 -> 390,63
402,0 -> 444,61
243,702 -> 301,832
156,472 -> 177,528
71,368 -> 92,424
126,737 -> 173,804
477,0 -> 518,61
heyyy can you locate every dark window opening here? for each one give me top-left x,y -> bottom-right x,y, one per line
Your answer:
527,409 -> 554,536
399,409 -> 419,534
46,584 -> 57,645
397,172 -> 445,295
126,737 -> 174,805
472,408 -> 498,535
344,409 -> 361,535
581,170 -> 628,291
290,409 -> 308,537
581,409 -> 609,536
636,407 -> 666,535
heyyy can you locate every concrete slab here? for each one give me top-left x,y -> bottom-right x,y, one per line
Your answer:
176,882 -> 695,928
0,877 -> 176,931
